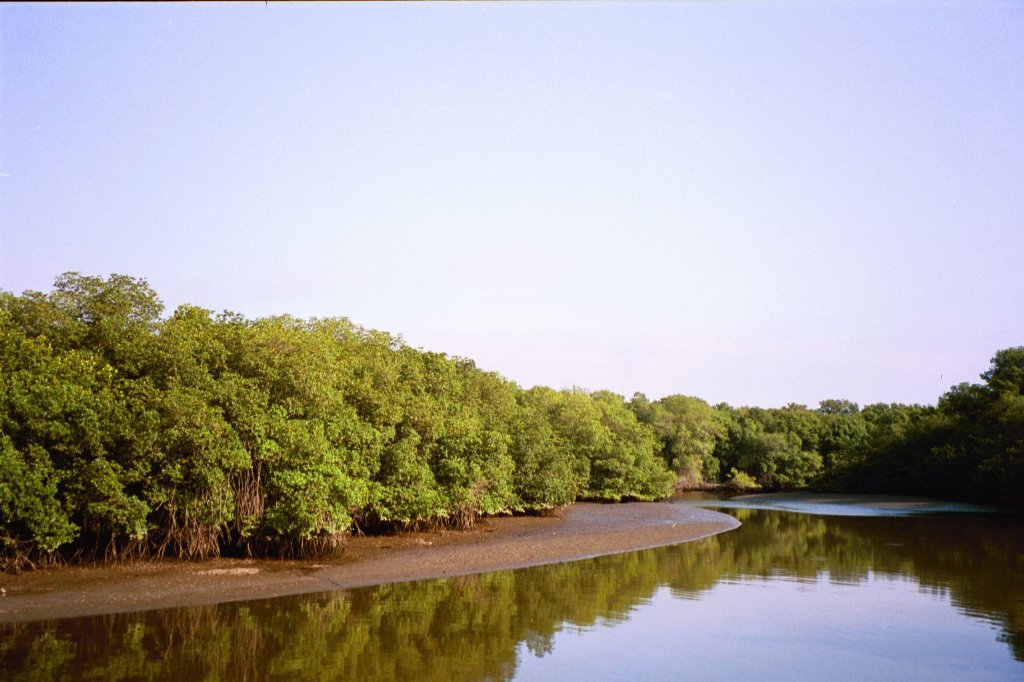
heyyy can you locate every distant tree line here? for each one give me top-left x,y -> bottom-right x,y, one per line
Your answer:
631,355 -> 1023,508
1,273 -> 1020,570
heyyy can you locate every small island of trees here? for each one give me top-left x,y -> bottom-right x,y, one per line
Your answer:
1,273 -> 1021,571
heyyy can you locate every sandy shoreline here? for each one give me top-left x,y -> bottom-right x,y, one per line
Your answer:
0,502 -> 738,623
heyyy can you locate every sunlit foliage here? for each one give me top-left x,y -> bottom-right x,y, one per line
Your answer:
0,274 -> 674,569
1,273 -> 1019,569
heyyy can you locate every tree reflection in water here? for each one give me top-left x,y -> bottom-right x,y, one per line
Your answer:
2,509 -> 1021,681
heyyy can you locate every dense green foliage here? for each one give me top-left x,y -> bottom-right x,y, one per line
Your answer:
630,361 -> 1023,509
1,273 -> 1020,569
0,274 -> 673,569
816,349 -> 1024,507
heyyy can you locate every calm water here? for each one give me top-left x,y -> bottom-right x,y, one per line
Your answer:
2,499 -> 1022,681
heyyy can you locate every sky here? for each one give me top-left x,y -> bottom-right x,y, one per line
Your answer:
1,3 -> 1022,408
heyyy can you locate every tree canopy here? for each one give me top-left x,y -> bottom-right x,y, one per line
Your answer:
1,273 -> 1020,571
0,274 -> 674,570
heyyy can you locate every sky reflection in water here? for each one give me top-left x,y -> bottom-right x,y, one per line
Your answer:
2,499 -> 1021,681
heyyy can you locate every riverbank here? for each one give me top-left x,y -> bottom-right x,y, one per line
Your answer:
0,502 -> 738,623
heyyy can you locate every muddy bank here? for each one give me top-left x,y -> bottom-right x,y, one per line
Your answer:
0,502 -> 737,623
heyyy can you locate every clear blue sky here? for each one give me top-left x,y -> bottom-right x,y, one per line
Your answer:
2,3 -> 1022,408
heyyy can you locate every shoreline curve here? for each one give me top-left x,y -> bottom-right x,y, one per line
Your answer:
0,502 -> 739,623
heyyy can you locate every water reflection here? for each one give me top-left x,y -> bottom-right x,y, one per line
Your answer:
698,492 -> 995,516
2,508 -> 1022,680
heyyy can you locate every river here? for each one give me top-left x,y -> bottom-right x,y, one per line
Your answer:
2,495 -> 1021,680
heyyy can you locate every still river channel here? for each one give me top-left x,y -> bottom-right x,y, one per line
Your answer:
2,495 -> 1022,680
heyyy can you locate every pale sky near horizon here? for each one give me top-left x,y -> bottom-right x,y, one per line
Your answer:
1,3 -> 1022,408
